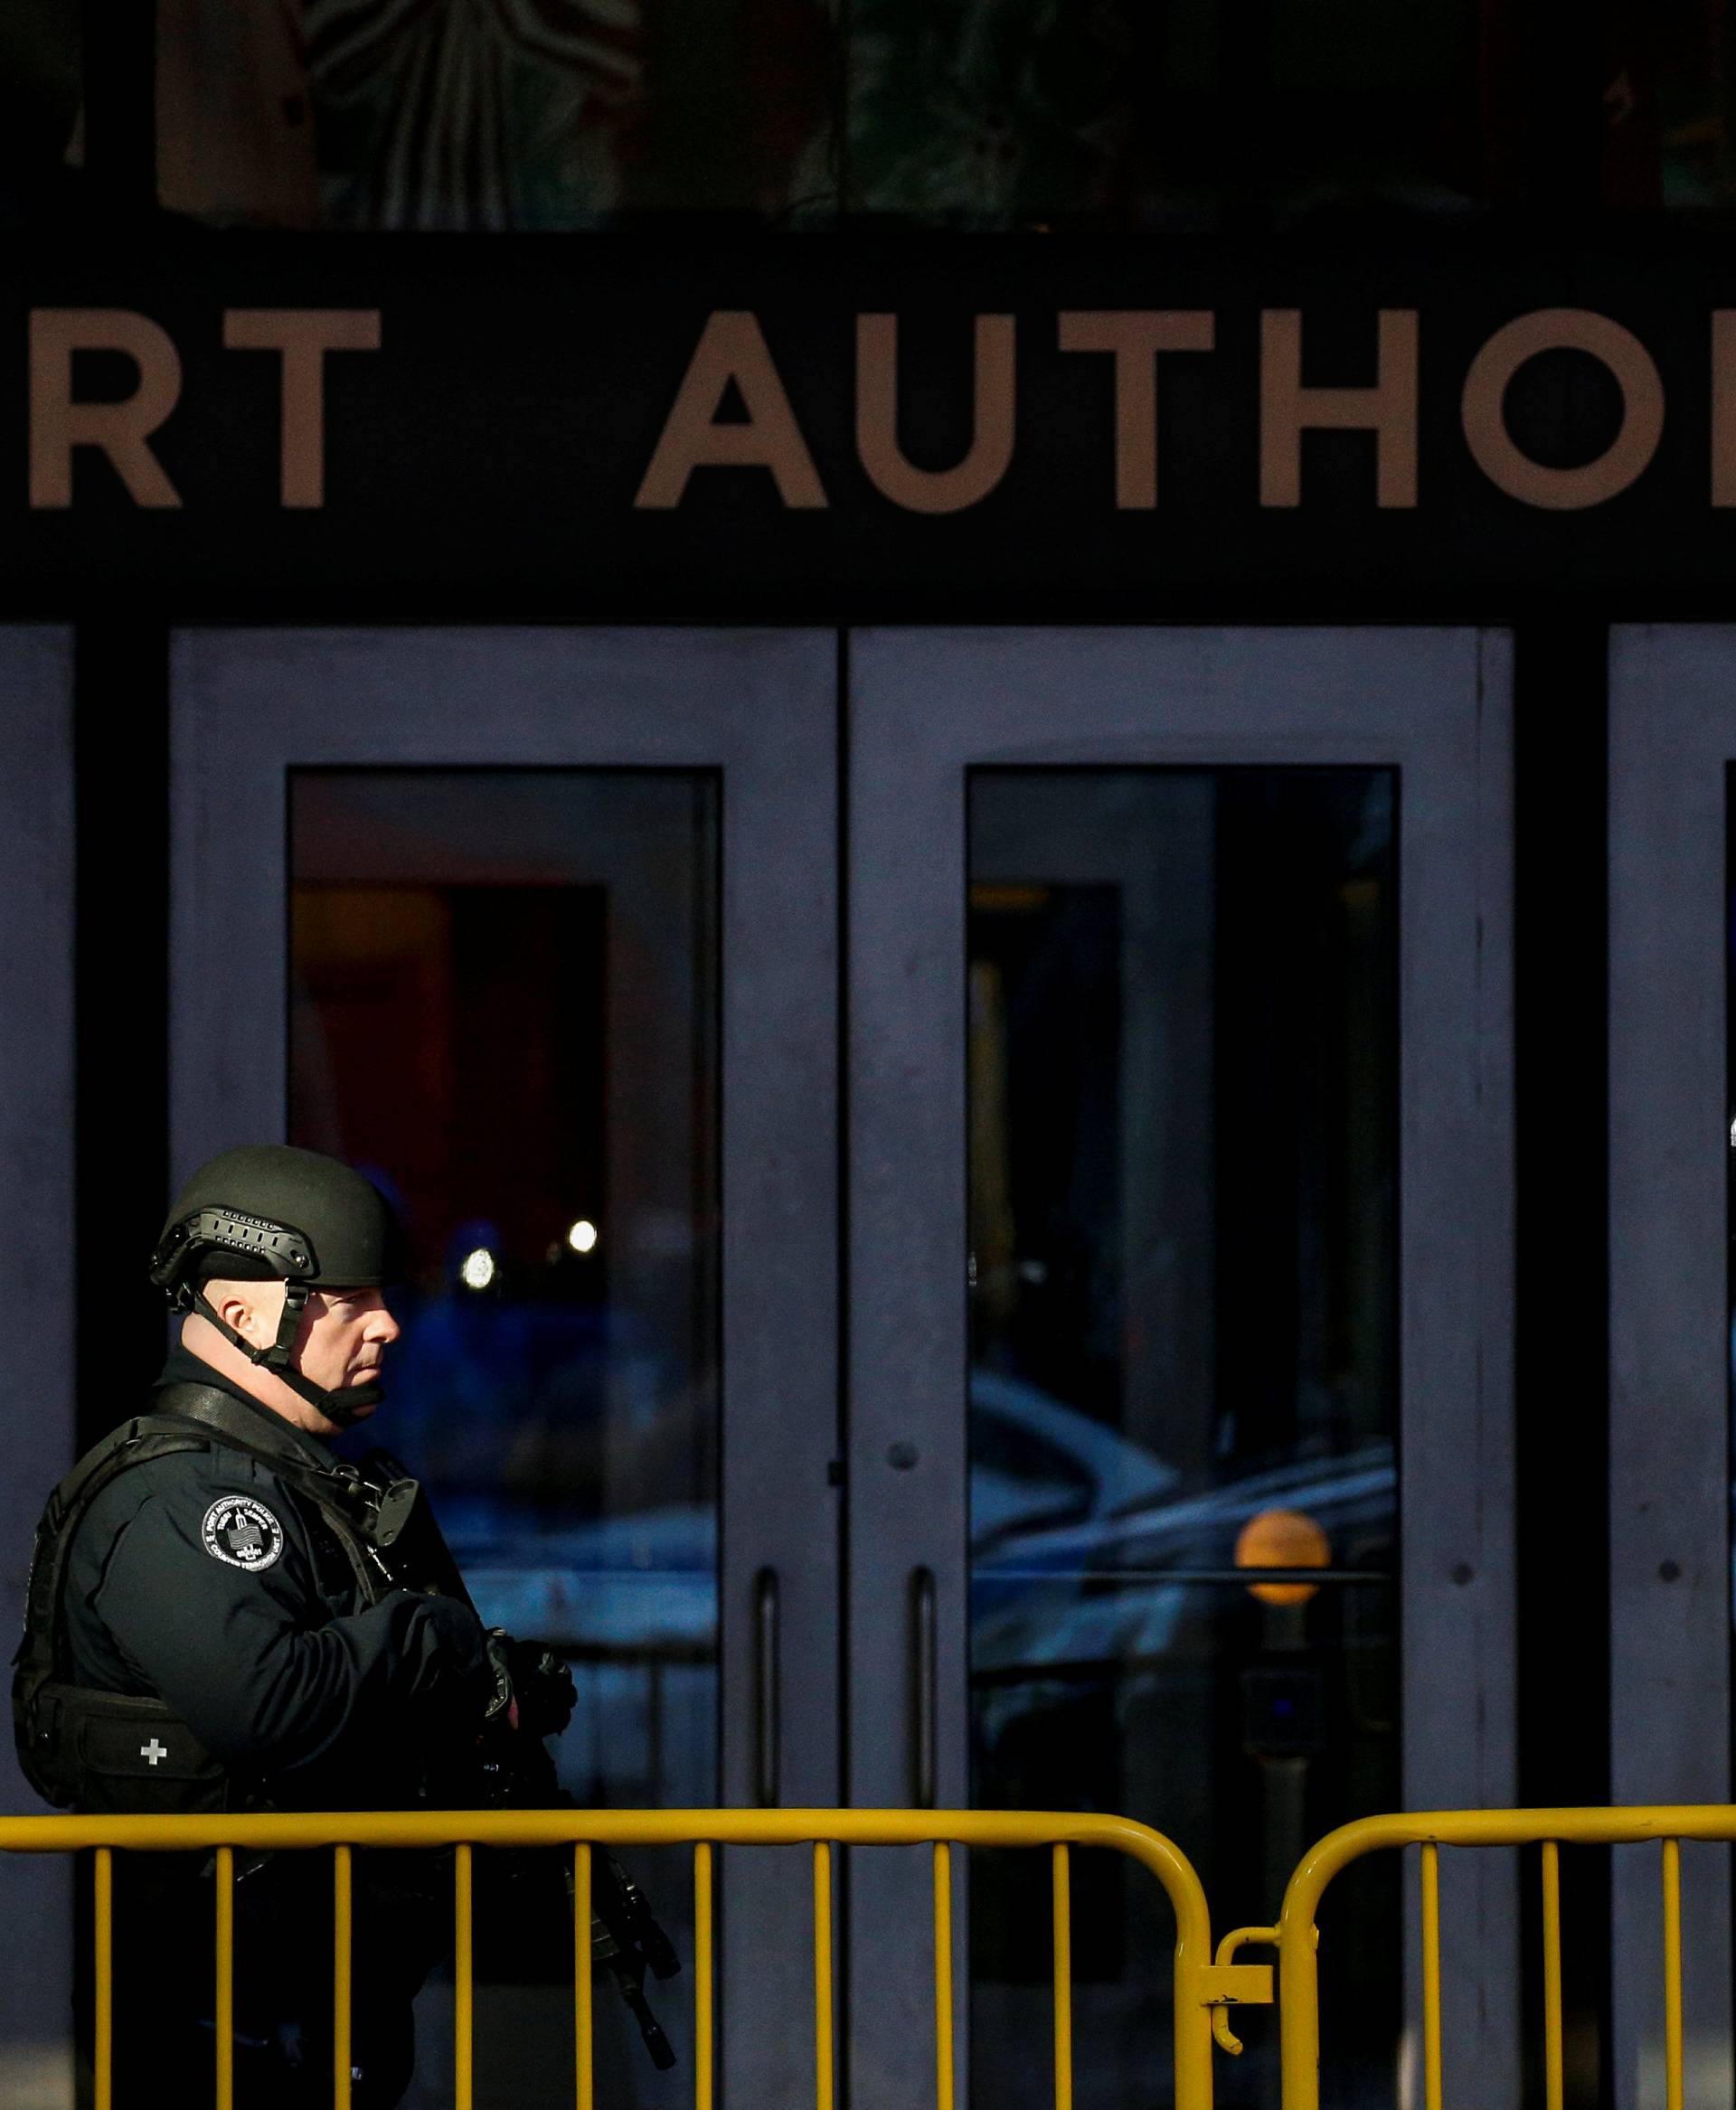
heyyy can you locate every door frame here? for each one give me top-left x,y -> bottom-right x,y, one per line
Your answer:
169,625 -> 840,2101
1609,624 -> 1736,2110
845,625 -> 1516,2101
0,627 -> 75,2100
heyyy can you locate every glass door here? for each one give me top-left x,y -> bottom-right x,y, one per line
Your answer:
846,628 -> 1516,2110
170,628 -> 838,2110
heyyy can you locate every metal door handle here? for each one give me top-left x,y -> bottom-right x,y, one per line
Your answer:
910,1567 -> 936,1809
754,1566 -> 780,1806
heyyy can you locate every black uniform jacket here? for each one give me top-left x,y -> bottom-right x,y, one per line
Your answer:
62,1348 -> 494,1809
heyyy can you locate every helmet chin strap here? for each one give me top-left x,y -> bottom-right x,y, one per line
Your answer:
190,1284 -> 382,1431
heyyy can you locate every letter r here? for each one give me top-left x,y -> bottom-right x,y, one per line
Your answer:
29,309 -> 184,509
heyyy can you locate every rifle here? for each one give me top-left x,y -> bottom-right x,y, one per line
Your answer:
363,1457 -> 682,2068
471,1718 -> 681,2069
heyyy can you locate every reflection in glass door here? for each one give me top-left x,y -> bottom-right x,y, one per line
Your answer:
288,770 -> 720,1816
966,768 -> 1400,2110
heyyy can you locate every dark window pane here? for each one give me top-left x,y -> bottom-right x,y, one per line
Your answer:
2,0 -> 83,219
289,768 -> 720,1816
155,0 -> 837,229
967,768 -> 1399,2110
1603,0 -> 1736,208
847,0 -> 1491,228
146,0 -> 1515,228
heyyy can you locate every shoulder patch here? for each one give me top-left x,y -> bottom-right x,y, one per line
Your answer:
200,1496 -> 285,1573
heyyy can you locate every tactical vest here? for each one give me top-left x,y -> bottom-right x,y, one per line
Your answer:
11,1383 -> 421,1816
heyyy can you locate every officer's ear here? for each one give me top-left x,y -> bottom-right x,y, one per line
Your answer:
203,1276 -> 284,1352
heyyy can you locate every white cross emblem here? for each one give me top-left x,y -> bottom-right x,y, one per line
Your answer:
140,1738 -> 168,1767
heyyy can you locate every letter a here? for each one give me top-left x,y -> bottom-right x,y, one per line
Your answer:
635,313 -> 827,510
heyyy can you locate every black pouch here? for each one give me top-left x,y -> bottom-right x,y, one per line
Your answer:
42,1683 -> 231,1815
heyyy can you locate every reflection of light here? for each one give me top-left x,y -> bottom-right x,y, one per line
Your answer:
459,1248 -> 497,1291
567,1219 -> 599,1255
1235,1507 -> 1329,1606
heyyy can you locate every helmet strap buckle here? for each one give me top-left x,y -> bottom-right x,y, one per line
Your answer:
261,1281 -> 310,1372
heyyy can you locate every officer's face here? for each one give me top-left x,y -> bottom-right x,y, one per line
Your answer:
290,1287 -> 402,1420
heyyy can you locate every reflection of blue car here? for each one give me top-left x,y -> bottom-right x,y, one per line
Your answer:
461,1371 -> 1392,1667
466,1510 -> 717,1653
968,1371 -> 1177,1546
453,1377 -> 1392,1804
970,1441 -> 1396,1678
460,1371 -> 1184,1645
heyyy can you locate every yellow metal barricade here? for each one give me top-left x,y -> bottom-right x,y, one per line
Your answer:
1262,1804 -> 1736,2110
35,1798 -> 1736,2110
0,1805 -> 1250,2110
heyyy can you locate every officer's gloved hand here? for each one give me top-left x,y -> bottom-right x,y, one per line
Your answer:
482,1629 -> 518,1730
485,1629 -> 577,1739
508,1638 -> 577,1738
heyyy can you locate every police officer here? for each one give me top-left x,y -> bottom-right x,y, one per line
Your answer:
14,1144 -> 571,2107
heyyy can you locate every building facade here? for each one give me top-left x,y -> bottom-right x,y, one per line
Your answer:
3,5 -> 1732,2105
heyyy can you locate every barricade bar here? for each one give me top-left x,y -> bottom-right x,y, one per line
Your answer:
335,1842 -> 354,2110
214,1844 -> 234,2110
0,1806 -> 1214,1869
1052,1843 -> 1072,2110
574,1843 -> 593,2110
92,1847 -> 112,2110
455,1842 -> 474,2110
933,1842 -> 955,2110
1285,1803 -> 1736,1882
694,1842 -> 713,2110
814,1842 -> 835,2110
1662,1839 -> 1684,2110
1541,1841 -> 1562,2110
1420,1843 -> 1442,2110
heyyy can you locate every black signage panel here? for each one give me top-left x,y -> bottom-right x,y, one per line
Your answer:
6,227 -> 1736,617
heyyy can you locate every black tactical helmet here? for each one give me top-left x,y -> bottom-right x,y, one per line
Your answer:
151,1145 -> 403,1425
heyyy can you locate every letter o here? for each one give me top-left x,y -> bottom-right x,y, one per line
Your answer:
1461,309 -> 1664,510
